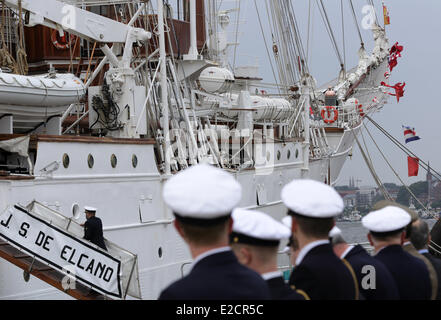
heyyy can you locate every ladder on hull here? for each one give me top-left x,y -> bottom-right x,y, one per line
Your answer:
0,201 -> 142,300
0,240 -> 110,300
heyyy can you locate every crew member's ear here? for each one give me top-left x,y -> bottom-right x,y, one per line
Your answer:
400,231 -> 405,245
228,217 -> 234,234
174,220 -> 185,239
367,233 -> 374,246
240,247 -> 252,266
291,216 -> 298,234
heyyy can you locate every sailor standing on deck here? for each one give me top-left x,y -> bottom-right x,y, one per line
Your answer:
82,206 -> 107,251
362,206 -> 432,300
230,208 -> 308,300
158,164 -> 270,300
330,226 -> 399,300
281,179 -> 359,300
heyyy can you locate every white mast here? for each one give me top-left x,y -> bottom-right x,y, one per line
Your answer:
184,0 -> 200,60
158,0 -> 171,174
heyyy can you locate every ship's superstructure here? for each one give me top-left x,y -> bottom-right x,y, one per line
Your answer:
0,0 -> 392,299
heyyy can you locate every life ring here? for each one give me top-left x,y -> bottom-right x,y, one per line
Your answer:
358,104 -> 365,117
321,106 -> 338,124
51,30 -> 76,50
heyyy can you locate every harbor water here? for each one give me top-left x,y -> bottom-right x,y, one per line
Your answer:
336,219 -> 439,244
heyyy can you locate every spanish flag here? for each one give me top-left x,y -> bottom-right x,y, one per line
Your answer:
383,4 -> 391,25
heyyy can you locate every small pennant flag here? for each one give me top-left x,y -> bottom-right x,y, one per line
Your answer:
381,81 -> 406,102
383,4 -> 391,26
403,126 -> 421,144
408,156 -> 419,177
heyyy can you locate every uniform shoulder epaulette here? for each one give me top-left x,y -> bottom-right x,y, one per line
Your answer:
295,289 -> 310,300
342,258 -> 359,300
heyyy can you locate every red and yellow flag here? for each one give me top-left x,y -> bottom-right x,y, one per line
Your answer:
383,4 -> 391,25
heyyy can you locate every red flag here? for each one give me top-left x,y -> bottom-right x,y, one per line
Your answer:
381,81 -> 406,102
408,156 -> 419,177
388,42 -> 404,72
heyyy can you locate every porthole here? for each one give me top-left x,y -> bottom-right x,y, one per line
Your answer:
295,149 -> 299,159
158,247 -> 163,259
72,203 -> 80,219
266,151 -> 271,162
287,150 -> 291,160
277,150 -> 281,161
110,154 -> 117,168
87,154 -> 94,168
62,153 -> 70,168
132,154 -> 138,168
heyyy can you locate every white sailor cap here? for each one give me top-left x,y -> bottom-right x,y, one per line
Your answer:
281,179 -> 344,218
230,208 -> 291,246
329,226 -> 342,238
362,206 -> 411,234
84,206 -> 97,212
163,164 -> 242,225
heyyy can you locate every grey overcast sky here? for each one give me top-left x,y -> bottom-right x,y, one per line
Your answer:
221,0 -> 441,187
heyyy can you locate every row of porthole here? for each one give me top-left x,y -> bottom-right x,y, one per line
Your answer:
276,148 -> 300,161
62,153 -> 139,169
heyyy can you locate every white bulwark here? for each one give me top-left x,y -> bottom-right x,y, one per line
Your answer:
0,205 -> 122,298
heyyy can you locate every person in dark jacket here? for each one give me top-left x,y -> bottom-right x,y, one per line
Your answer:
362,205 -> 431,300
230,208 -> 308,300
158,164 -> 270,300
82,206 -> 107,251
330,227 -> 399,300
372,200 -> 438,299
281,179 -> 359,300
411,219 -> 441,300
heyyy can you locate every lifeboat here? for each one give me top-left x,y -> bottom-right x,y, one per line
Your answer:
0,71 -> 86,132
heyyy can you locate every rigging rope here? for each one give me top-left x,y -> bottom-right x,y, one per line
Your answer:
348,0 -> 364,47
16,0 -> 28,75
366,115 -> 441,183
351,128 -> 393,201
253,0 -> 280,94
316,0 -> 344,68
362,123 -> 427,210
0,0 -> 18,73
341,0 -> 346,74
232,0 -> 241,73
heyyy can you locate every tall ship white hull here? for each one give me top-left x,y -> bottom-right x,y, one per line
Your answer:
0,0 -> 393,299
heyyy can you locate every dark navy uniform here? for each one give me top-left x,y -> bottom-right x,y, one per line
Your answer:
158,249 -> 270,300
289,243 -> 358,300
375,244 -> 431,300
344,245 -> 399,300
84,216 -> 107,251
265,275 -> 308,300
421,250 -> 441,300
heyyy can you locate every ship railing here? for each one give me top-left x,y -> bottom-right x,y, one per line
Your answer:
337,103 -> 362,128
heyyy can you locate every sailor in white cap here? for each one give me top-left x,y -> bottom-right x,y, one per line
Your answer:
329,226 -> 399,300
281,179 -> 359,300
82,206 -> 107,251
158,164 -> 270,300
362,205 -> 431,300
230,208 -> 309,300
372,200 -> 438,300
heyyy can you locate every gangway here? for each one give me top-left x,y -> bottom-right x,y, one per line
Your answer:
0,201 -> 142,300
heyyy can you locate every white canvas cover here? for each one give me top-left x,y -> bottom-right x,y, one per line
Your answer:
0,136 -> 30,157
